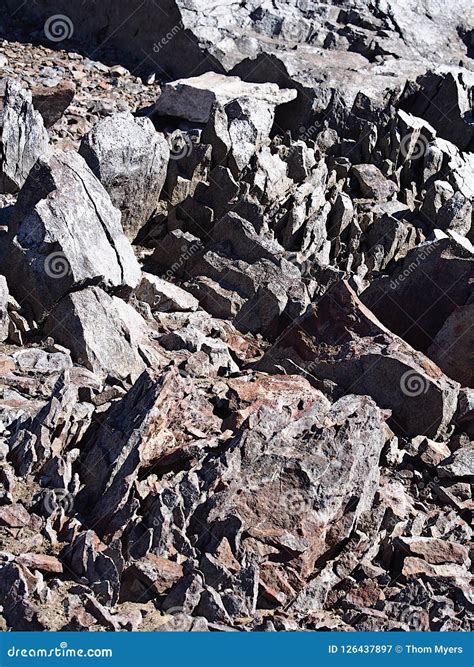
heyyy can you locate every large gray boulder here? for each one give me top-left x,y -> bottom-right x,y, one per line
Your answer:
43,286 -> 160,381
5,150 -> 141,320
79,113 -> 170,240
361,238 -> 474,352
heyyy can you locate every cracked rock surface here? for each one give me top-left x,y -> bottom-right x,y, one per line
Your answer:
0,0 -> 472,633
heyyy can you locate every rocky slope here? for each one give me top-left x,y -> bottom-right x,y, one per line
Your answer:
0,2 -> 472,632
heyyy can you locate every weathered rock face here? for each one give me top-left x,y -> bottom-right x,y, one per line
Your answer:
189,394 -> 389,589
42,286 -> 160,381
0,78 -> 49,193
79,113 -> 170,240
4,150 -> 141,320
80,366 -> 222,535
361,239 -> 474,353
0,0 -> 472,635
152,73 -> 297,124
4,0 -> 472,113
258,281 -> 460,439
32,80 -> 76,128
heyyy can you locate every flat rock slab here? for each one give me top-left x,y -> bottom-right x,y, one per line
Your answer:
153,72 -> 297,124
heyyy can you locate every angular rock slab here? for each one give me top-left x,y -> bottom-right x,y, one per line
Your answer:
152,72 -> 297,124
81,366 -> 222,536
0,78 -> 49,193
43,286 -> 157,381
79,113 -> 170,240
361,238 -> 473,352
258,280 -> 459,438
191,393 -> 389,587
5,150 -> 141,320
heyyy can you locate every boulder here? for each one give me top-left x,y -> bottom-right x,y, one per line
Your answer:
43,287 -> 158,381
136,273 -> 199,313
5,150 -> 141,320
152,72 -> 296,124
352,164 -> 397,202
79,113 -> 169,240
81,367 -> 222,535
361,238 -> 474,352
32,80 -> 75,128
427,303 -> 474,386
258,280 -> 459,438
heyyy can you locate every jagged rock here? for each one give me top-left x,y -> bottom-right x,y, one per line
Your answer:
437,445 -> 474,479
185,276 -> 245,320
80,367 -> 221,536
191,392 -> 389,594
327,192 -> 353,239
150,230 -> 203,279
79,113 -> 169,240
0,562 -> 44,629
16,553 -> 63,573
0,78 -> 49,193
8,369 -> 92,476
65,531 -> 121,605
0,275 -> 9,342
352,164 -> 397,202
427,303 -> 474,387
152,72 -> 296,124
43,287 -> 159,381
401,68 -> 474,151
136,273 -> 199,313
32,80 -> 75,128
0,503 -> 31,528
258,280 -> 459,438
5,150 -> 141,321
361,238 -> 474,352
393,537 -> 469,567
157,320 -> 238,376
121,555 -> 183,601
12,348 -> 72,374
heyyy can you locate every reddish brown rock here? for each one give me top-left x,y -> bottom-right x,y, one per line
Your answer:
0,503 -> 31,528
16,553 -> 63,573
258,280 -> 459,438
32,81 -> 76,128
